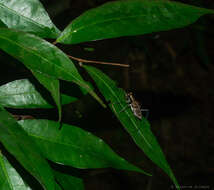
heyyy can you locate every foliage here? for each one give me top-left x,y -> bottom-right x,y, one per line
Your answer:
0,0 -> 212,189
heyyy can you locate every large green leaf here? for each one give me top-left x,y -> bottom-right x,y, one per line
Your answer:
18,119 -> 151,176
55,183 -> 62,190
57,0 -> 213,44
0,79 -> 77,109
54,171 -> 84,190
0,28 -> 105,108
0,152 -> 31,190
83,65 -> 179,189
0,20 -> 6,28
0,107 -> 55,190
0,0 -> 60,38
31,71 -> 62,121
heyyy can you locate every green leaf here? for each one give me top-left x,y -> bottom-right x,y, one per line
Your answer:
0,79 -> 50,109
0,20 -> 6,28
0,152 -> 32,190
0,0 -> 60,38
55,183 -> 62,190
0,79 -> 77,109
61,94 -> 78,105
54,171 -> 84,190
0,28 -> 105,108
18,119 -> 151,176
83,65 -> 179,189
0,107 -> 55,190
57,0 -> 214,44
31,71 -> 62,121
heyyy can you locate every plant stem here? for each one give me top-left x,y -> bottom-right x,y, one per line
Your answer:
68,55 -> 130,68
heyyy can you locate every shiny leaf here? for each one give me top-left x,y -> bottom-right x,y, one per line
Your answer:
0,152 -> 31,190
0,20 -> 6,28
31,71 -> 62,121
57,0 -> 213,44
54,171 -> 84,190
61,94 -> 78,105
0,0 -> 60,38
55,183 -> 62,190
18,119 -> 151,176
0,107 -> 55,190
0,79 -> 77,109
83,65 -> 179,189
0,28 -> 105,108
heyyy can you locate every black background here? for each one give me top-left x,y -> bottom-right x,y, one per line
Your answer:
1,0 -> 214,189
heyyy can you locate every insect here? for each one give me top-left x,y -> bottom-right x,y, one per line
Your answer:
120,92 -> 149,120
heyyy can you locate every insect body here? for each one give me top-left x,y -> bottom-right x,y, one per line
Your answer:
126,92 -> 143,119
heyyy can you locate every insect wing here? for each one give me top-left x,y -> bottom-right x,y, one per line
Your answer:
126,92 -> 142,120
130,100 -> 142,120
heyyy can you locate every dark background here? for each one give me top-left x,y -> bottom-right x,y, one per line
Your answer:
1,0 -> 214,189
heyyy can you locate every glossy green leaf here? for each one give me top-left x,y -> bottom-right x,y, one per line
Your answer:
31,71 -> 62,121
57,0 -> 213,44
61,94 -> 78,105
0,28 -> 105,108
0,79 -> 77,109
0,20 -> 6,28
0,107 -> 55,190
54,171 -> 84,190
18,119 -> 151,176
0,0 -> 60,38
83,65 -> 179,189
0,79 -> 50,109
0,152 -> 12,190
55,183 -> 62,190
0,152 -> 31,190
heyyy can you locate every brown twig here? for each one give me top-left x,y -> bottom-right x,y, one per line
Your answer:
68,55 -> 130,68
13,115 -> 34,121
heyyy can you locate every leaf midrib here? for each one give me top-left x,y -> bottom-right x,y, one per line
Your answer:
59,14 -> 150,41
0,33 -> 85,88
0,118 -> 45,188
0,3 -> 51,29
58,2 -> 210,42
0,91 -> 43,98
24,124 -> 120,166
87,69 -> 180,183
88,68 -> 152,149
0,156 -> 13,190
0,31 -> 104,108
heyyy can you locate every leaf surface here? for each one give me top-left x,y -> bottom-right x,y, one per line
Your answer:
0,107 -> 55,190
0,20 -> 6,28
54,171 -> 84,190
55,183 -> 62,190
0,0 -> 60,38
0,79 -> 77,109
0,152 -> 31,190
18,119 -> 151,176
57,0 -> 213,44
0,28 -> 105,108
31,71 -> 62,121
83,65 -> 179,189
